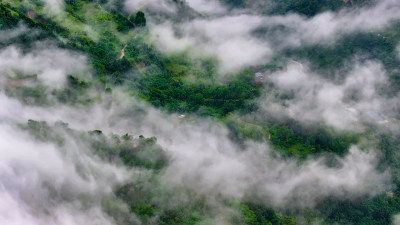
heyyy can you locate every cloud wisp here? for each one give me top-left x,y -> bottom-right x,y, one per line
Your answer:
1,1 -> 399,222
258,60 -> 399,131
138,0 -> 400,73
0,43 -> 390,223
0,42 -> 90,88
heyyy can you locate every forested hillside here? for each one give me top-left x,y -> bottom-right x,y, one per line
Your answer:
1,0 -> 400,224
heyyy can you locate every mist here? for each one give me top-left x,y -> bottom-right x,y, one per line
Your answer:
130,0 -> 400,73
259,60 -> 399,131
1,0 -> 400,224
0,42 -> 90,88
0,38 -> 391,223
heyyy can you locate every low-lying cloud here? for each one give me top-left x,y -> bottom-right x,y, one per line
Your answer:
150,15 -> 272,73
0,53 -> 391,223
158,123 -> 388,208
0,117 -> 132,225
0,42 -> 90,88
141,0 -> 400,73
259,60 -> 399,131
1,2 -> 399,223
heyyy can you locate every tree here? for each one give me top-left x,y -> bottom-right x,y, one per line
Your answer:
133,11 -> 146,27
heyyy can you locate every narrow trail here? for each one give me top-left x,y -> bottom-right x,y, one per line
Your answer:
119,44 -> 127,59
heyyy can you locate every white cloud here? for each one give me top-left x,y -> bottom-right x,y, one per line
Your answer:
0,42 -> 90,88
264,0 -> 400,47
152,120 -> 388,208
124,0 -> 177,15
397,44 -> 400,59
0,24 -> 35,42
260,61 -> 397,131
43,0 -> 64,15
147,0 -> 400,73
151,14 -> 272,73
0,41 -> 131,224
185,0 -> 227,15
0,121 -> 131,225
1,2 -> 398,221
0,79 -> 388,210
394,214 -> 400,225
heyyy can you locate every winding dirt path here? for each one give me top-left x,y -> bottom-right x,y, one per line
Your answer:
119,44 -> 127,59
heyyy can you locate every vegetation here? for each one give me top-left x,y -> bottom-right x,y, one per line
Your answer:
271,0 -> 374,17
2,0 -> 400,224
221,0 -> 374,17
286,25 -> 400,89
131,11 -> 146,27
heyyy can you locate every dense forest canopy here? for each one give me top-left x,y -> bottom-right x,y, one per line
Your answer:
0,0 -> 400,224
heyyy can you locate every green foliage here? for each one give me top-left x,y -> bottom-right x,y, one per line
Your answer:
268,121 -> 358,157
226,118 -> 267,142
220,0 -> 245,8
2,1 -> 259,118
67,74 -> 89,89
7,84 -> 48,105
22,120 -> 66,146
240,202 -> 297,225
131,11 -> 146,27
123,38 -> 260,118
311,132 -> 400,225
65,0 -> 82,13
21,119 -> 167,171
0,3 -> 68,42
114,14 -> 134,32
227,117 -> 358,158
317,194 -> 400,225
241,203 -> 258,225
115,179 -> 211,224
286,26 -> 400,85
273,0 -> 345,17
119,137 -> 167,170
0,3 -> 20,29
159,209 -> 204,225
166,62 -> 189,77
54,75 -> 93,105
71,35 -> 132,82
6,2 -> 400,224
133,204 -> 155,218
138,66 -> 260,117
88,131 -> 167,170
220,0 -> 373,16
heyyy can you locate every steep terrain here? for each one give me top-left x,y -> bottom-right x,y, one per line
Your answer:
1,0 -> 400,224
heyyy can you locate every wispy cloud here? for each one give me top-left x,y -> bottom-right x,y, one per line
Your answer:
143,0 -> 400,73
0,42 -> 90,88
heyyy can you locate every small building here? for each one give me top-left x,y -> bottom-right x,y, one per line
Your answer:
27,11 -> 36,19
